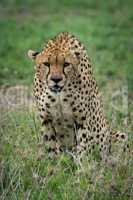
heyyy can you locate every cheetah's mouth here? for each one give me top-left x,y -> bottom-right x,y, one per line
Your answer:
49,84 -> 63,93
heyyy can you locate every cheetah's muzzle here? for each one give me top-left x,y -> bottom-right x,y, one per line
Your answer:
49,84 -> 63,93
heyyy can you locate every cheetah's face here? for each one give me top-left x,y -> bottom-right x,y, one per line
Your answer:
28,49 -> 78,93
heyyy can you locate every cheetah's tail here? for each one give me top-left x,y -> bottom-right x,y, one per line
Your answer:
110,130 -> 132,154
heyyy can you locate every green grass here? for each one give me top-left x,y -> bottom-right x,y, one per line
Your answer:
0,0 -> 133,89
0,109 -> 132,200
1,108 -> 133,199
0,0 -> 133,199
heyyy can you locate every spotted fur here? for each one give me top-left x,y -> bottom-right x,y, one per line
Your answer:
28,32 -> 128,164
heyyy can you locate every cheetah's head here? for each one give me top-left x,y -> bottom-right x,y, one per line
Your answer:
28,43 -> 79,93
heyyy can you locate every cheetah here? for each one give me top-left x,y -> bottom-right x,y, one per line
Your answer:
28,32 -> 128,165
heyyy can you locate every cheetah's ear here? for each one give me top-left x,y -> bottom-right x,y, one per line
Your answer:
27,50 -> 39,60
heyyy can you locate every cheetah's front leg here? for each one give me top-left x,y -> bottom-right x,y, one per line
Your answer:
38,115 -> 60,159
73,127 -> 93,167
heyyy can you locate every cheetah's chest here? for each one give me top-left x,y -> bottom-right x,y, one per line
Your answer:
50,94 -> 76,148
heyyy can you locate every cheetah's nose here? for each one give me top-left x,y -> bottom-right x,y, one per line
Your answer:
50,75 -> 63,83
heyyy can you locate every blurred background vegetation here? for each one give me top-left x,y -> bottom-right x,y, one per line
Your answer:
0,1 -> 133,199
0,0 -> 133,90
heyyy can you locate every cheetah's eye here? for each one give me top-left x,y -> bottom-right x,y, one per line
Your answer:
63,62 -> 71,67
43,62 -> 50,67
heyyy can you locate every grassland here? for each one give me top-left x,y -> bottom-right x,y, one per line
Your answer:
0,0 -> 133,199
